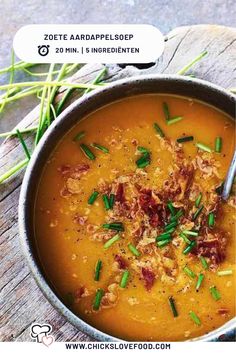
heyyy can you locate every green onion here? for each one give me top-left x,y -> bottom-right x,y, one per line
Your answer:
200,256 -> 208,269
102,194 -> 111,210
16,129 -> 31,160
102,222 -> 124,232
0,158 -> 28,184
189,311 -> 201,326
94,260 -> 102,281
74,131 -> 85,141
210,286 -> 221,301
192,205 -> 204,221
195,193 -> 202,207
84,66 -> 107,94
215,137 -> 222,153
168,296 -> 178,317
93,289 -> 104,310
183,240 -> 196,255
156,233 -> 172,242
177,136 -> 194,143
170,209 -> 183,221
103,234 -> 120,249
183,266 -> 196,278
163,102 -> 170,120
167,201 -> 175,216
120,270 -> 130,288
157,239 -> 171,248
208,213 -> 215,227
196,273 -> 204,291
177,51 -> 208,75
179,233 -> 191,244
137,146 -> 150,153
166,116 -> 183,125
109,194 -> 115,209
196,142 -> 212,153
128,243 -> 140,257
217,269 -> 233,276
88,191 -> 99,205
80,144 -> 96,160
91,143 -> 109,154
153,122 -> 165,138
182,230 -> 199,236
136,153 -> 150,168
0,126 -> 38,138
164,221 -> 178,231
215,182 -> 224,195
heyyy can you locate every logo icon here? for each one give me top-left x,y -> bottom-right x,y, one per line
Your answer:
38,45 -> 50,56
30,323 -> 54,346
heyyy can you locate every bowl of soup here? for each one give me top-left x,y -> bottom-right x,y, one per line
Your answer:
19,75 -> 236,341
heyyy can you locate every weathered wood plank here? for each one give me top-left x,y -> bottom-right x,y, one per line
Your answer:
0,25 -> 235,342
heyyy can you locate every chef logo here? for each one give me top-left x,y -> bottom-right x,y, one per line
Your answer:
30,323 -> 54,346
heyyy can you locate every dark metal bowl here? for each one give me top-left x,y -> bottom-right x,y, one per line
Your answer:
18,74 -> 236,342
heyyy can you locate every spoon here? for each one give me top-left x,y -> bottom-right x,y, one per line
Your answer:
222,150 -> 236,200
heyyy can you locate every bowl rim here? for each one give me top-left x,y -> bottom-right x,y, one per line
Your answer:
18,73 -> 236,342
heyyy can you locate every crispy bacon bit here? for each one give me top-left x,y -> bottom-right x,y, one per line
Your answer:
73,214 -> 88,225
115,255 -> 128,269
139,189 -> 166,227
141,267 -> 155,291
217,308 -> 229,315
74,286 -> 85,300
58,163 -> 89,179
191,229 -> 227,265
116,183 -> 125,203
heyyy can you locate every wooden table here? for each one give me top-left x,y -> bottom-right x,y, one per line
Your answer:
0,25 -> 235,341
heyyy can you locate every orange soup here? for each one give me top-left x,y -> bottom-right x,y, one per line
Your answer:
35,94 -> 235,341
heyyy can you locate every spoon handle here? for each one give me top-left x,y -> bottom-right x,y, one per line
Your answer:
222,150 -> 236,200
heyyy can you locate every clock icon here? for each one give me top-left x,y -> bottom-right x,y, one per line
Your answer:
38,45 -> 50,56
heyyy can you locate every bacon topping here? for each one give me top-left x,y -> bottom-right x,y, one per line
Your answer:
115,255 -> 128,269
141,267 -> 155,291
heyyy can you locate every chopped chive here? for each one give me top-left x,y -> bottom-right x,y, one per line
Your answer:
102,194 -> 111,210
183,266 -> 196,278
94,260 -> 102,281
195,193 -> 202,207
182,230 -> 199,236
120,270 -> 130,288
166,116 -> 183,125
136,153 -> 150,168
91,143 -> 109,154
80,144 -> 96,160
196,273 -> 204,291
189,311 -> 201,326
156,239 -> 171,248
88,191 -> 99,205
177,136 -> 194,143
128,243 -> 140,257
167,201 -> 175,216
163,102 -> 170,120
210,286 -> 221,301
200,256 -> 208,270
16,129 -> 31,160
168,296 -> 178,317
192,205 -> 204,221
179,233 -> 191,244
102,222 -> 124,232
177,51 -> 208,75
103,234 -> 120,249
215,137 -> 222,153
208,213 -> 215,227
217,269 -> 233,276
196,142 -> 212,153
137,146 -> 149,153
164,221 -> 178,231
109,193 -> 115,209
216,182 -> 224,195
153,122 -> 165,138
183,240 -> 196,255
170,209 -> 183,221
156,233 -> 172,242
74,131 -> 86,141
93,289 -> 104,310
